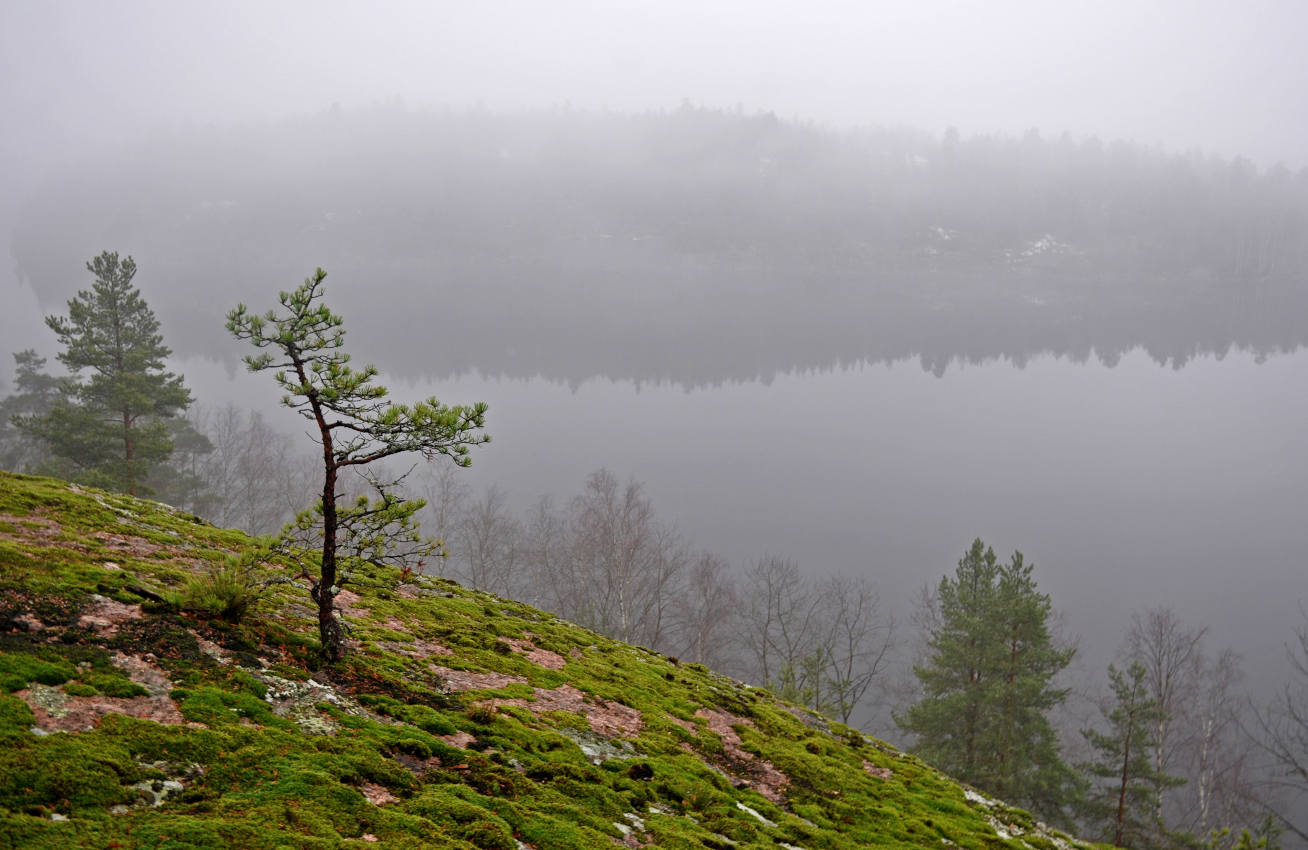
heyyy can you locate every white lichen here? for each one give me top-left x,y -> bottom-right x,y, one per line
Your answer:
736,801 -> 776,827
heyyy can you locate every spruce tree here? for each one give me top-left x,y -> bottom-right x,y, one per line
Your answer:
897,538 -> 1076,820
227,268 -> 489,662
16,252 -> 194,495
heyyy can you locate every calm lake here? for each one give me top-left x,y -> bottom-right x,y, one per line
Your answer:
198,345 -> 1306,689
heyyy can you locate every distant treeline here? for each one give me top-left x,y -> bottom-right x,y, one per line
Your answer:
14,104 -> 1308,383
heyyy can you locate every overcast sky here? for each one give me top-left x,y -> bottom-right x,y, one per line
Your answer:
2,0 -> 1305,175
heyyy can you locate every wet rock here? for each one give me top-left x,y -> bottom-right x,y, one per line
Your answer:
487,684 -> 644,738
556,727 -> 638,765
430,665 -> 528,692
77,595 -> 143,637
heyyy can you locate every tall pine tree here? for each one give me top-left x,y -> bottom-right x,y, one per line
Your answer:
897,539 -> 1076,821
16,251 -> 194,495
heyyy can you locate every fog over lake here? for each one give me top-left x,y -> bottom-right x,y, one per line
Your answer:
431,347 -> 1306,671
3,6 -> 1308,830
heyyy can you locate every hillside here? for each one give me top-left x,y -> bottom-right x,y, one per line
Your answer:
0,471 -> 1101,849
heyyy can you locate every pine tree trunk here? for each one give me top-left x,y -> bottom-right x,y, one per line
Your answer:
123,408 -> 136,495
318,459 -> 344,662
303,359 -> 346,663
1115,707 -> 1134,847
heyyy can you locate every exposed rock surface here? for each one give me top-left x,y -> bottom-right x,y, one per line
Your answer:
695,708 -> 791,803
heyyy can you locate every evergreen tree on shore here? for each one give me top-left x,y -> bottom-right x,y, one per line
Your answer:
1080,661 -> 1187,848
15,252 -> 196,495
897,539 -> 1077,821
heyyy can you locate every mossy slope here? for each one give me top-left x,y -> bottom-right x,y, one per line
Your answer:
0,472 -> 1105,849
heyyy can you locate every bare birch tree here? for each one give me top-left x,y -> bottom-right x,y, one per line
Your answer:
674,552 -> 739,670
544,469 -> 687,650
449,484 -> 523,599
187,403 -> 315,536
1251,613 -> 1308,844
1126,606 -> 1207,834
818,574 -> 896,726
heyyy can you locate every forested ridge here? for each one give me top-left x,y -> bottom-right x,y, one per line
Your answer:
13,104 -> 1308,384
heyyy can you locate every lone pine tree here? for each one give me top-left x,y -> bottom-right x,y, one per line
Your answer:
15,251 -> 194,495
227,268 -> 489,661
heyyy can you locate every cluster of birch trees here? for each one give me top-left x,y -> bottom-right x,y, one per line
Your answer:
418,465 -> 897,727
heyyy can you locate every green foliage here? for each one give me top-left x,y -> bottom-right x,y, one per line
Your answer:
1079,662 -> 1186,848
226,268 -> 488,662
0,350 -> 66,473
897,538 -> 1077,823
176,549 -> 273,623
12,252 -> 200,496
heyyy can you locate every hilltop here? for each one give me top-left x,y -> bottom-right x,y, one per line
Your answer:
0,471 -> 1101,849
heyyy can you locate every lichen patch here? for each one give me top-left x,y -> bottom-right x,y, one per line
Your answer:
19,679 -> 186,733
259,673 -> 379,735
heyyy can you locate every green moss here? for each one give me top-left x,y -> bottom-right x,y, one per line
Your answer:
0,694 -> 35,740
0,653 -> 76,691
173,685 -> 288,728
358,694 -> 460,736
0,473 -> 1114,850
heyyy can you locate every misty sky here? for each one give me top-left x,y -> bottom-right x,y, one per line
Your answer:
2,0 -> 1306,178
4,0 -> 1305,344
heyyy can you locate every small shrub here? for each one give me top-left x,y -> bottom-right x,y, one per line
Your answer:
177,550 -> 271,623
467,705 -> 496,725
